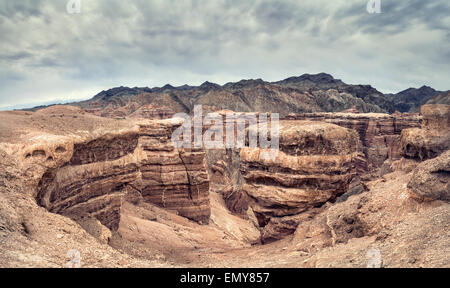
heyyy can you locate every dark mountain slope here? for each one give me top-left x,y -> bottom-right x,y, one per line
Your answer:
388,86 -> 442,112
31,74 -> 448,117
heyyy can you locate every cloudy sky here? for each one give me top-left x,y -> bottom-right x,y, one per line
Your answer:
0,0 -> 449,109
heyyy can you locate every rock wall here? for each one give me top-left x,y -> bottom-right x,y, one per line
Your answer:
129,104 -> 175,119
84,103 -> 175,119
204,112 -> 369,218
407,150 -> 450,202
285,112 -> 421,169
35,120 -> 210,230
139,122 -> 210,224
401,104 -> 450,160
239,121 -> 362,241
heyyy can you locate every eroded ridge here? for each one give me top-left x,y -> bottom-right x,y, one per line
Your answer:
401,104 -> 450,160
36,120 -> 211,230
239,121 -> 362,242
285,112 -> 421,168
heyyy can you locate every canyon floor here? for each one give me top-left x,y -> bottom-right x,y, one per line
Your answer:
0,105 -> 449,268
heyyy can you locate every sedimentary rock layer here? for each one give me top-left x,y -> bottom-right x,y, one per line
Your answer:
36,120 -> 211,230
139,121 -> 210,223
239,121 -> 361,230
129,104 -> 175,119
204,111 -> 277,216
285,112 -> 421,168
37,154 -> 140,230
401,105 -> 450,160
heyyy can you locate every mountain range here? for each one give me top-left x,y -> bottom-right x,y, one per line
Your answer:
29,73 -> 449,117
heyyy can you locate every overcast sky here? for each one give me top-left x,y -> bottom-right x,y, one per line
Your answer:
0,0 -> 449,109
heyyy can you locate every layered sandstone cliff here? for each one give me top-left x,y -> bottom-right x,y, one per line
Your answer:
138,122 -> 210,223
204,111 -> 274,217
0,108 -> 263,267
1,104 -> 449,267
401,104 -> 450,160
33,119 -> 210,230
285,112 -> 421,168
128,104 -> 175,119
239,121 -> 362,242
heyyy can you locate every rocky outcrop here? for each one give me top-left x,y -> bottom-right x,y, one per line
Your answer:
37,153 -> 140,230
407,150 -> 450,202
259,207 -> 326,243
35,119 -> 210,230
401,105 -> 450,160
139,122 -> 210,224
207,149 -> 246,215
239,121 -> 361,240
204,113 -> 369,242
421,104 -> 450,130
290,168 -> 450,268
285,112 -> 421,169
128,104 -> 175,119
205,111 -> 273,217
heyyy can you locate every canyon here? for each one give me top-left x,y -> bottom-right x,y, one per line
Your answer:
35,118 -> 210,231
0,98 -> 449,267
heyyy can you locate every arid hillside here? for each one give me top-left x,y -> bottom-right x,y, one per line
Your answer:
0,104 -> 449,268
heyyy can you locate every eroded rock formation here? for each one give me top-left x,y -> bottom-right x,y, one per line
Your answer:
128,104 -> 175,119
401,104 -> 450,160
35,119 -> 210,230
407,150 -> 450,202
1,103 -> 449,267
239,121 -> 362,242
285,112 -> 421,168
139,122 -> 210,223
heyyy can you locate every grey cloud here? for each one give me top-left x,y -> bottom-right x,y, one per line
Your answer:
0,0 -> 43,17
338,0 -> 450,35
0,0 -> 449,108
0,51 -> 33,61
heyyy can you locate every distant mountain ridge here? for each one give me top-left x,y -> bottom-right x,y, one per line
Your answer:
426,91 -> 450,106
29,73 -> 449,117
386,85 -> 443,112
